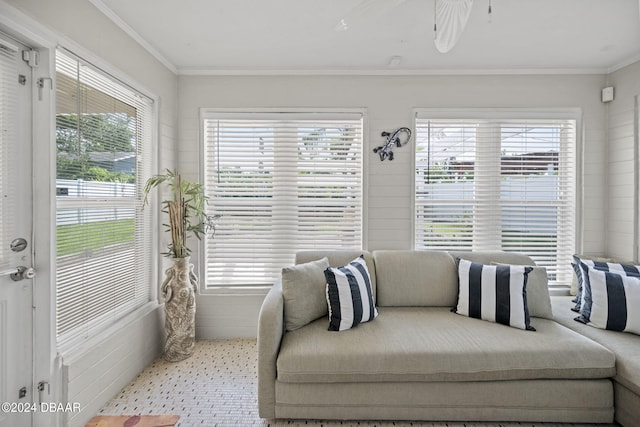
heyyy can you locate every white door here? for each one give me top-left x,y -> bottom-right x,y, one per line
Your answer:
0,35 -> 34,427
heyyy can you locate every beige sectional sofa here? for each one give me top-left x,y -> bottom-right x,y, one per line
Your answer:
552,295 -> 640,426
257,250 -> 616,423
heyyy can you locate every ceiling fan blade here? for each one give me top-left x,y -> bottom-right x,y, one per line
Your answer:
434,0 -> 474,53
334,0 -> 408,32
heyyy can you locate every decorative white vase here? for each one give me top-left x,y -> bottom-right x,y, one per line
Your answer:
161,256 -> 198,362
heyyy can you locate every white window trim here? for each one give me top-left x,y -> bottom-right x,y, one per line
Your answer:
198,107 -> 369,294
412,108 -> 583,288
57,38 -> 158,103
52,44 -> 162,302
56,301 -> 158,359
54,46 -> 161,355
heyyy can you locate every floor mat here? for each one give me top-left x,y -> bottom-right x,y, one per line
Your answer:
85,415 -> 179,427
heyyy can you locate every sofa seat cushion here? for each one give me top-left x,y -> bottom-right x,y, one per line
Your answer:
552,295 -> 640,396
277,307 -> 615,384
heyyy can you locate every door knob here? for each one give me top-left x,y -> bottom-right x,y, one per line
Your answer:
10,266 -> 35,281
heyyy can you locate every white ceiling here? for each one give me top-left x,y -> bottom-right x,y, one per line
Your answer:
92,0 -> 640,75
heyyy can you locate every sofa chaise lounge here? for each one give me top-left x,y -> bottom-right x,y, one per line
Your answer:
258,250 -> 617,423
552,295 -> 640,426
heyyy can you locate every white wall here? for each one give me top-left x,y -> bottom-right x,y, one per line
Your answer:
606,61 -> 640,262
178,73 -> 608,338
2,1 -> 178,426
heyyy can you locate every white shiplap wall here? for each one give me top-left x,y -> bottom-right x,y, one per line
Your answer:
62,308 -> 162,427
177,73 -> 609,339
607,61 -> 640,262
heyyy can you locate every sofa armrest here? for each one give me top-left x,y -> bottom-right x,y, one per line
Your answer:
257,280 -> 285,418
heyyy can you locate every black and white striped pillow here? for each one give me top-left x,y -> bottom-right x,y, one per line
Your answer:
324,256 -> 378,331
574,258 -> 640,320
576,264 -> 640,335
570,261 -> 583,312
572,255 -> 616,311
455,258 -> 535,331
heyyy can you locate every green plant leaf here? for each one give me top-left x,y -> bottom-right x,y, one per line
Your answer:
143,169 -> 220,258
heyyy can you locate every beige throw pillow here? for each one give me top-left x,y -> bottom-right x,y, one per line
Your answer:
526,266 -> 553,319
492,263 -> 553,319
281,257 -> 330,331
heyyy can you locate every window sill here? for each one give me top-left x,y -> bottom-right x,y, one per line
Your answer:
57,301 -> 160,362
549,285 -> 571,297
198,286 -> 272,297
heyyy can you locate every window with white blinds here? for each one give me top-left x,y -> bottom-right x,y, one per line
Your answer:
0,39 -> 18,270
55,49 -> 154,349
415,112 -> 577,286
202,111 -> 364,288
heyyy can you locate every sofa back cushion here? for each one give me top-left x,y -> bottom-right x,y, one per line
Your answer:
374,250 -> 458,307
295,250 -> 376,298
448,251 -> 536,266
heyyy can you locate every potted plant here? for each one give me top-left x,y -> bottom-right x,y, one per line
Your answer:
144,169 -> 218,362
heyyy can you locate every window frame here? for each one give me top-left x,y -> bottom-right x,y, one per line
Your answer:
199,108 -> 368,294
54,47 -> 158,352
412,108 -> 582,289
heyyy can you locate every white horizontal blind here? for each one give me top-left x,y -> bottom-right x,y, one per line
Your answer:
55,49 -> 153,349
203,113 -> 363,288
415,115 -> 576,285
0,39 -> 18,269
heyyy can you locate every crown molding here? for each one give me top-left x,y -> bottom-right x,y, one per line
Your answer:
607,53 -> 640,74
177,66 -> 609,77
88,0 -> 177,75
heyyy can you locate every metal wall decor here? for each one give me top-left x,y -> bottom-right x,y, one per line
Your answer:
373,127 -> 412,161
